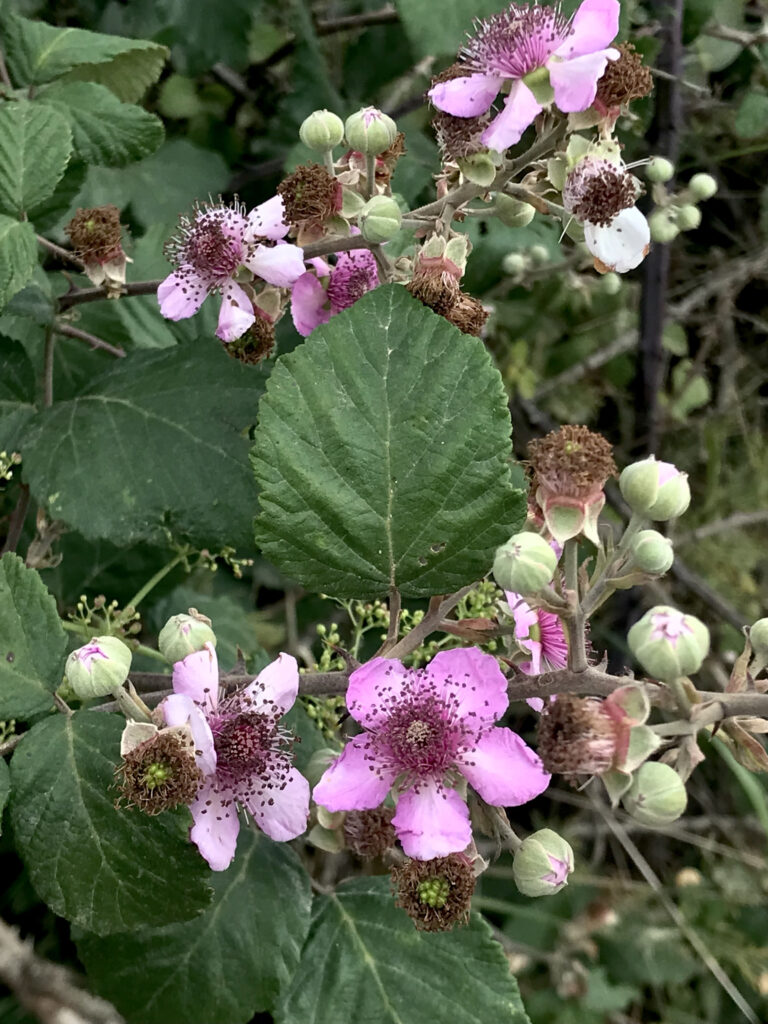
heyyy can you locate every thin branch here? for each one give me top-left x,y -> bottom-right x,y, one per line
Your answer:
36,235 -> 85,269
42,327 -> 55,407
54,323 -> 126,358
0,47 -> 12,92
57,280 -> 163,311
0,733 -> 24,758
386,585 -> 476,661
676,510 -> 768,545
316,6 -> 398,35
1,484 -> 31,555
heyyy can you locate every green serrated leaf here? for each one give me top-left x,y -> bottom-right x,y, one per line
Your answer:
36,82 -> 164,167
253,286 -> 525,599
0,757 -> 9,833
0,553 -> 66,720
9,712 -> 213,934
0,101 -> 73,217
0,338 -> 36,451
394,0 -> 503,57
276,876 -> 531,1024
0,216 -> 38,312
22,345 -> 264,551
2,11 -> 168,102
77,829 -> 311,1023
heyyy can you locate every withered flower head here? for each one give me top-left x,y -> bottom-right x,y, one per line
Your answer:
392,854 -> 475,932
430,64 -> 490,161
66,205 -> 123,262
443,291 -> 489,337
343,807 -> 397,858
595,43 -> 653,113
277,163 -> 341,229
536,694 -> 618,776
116,729 -> 202,815
378,131 -> 407,184
562,159 -> 640,228
224,312 -> 276,364
528,426 -> 616,500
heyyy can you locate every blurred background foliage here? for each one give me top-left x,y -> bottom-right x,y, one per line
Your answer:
1,0 -> 768,1022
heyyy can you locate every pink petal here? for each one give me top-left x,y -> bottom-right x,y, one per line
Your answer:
308,256 -> 331,276
584,206 -> 650,273
244,652 -> 299,715
527,697 -> 546,712
245,766 -> 310,841
392,781 -> 471,860
157,270 -> 206,321
518,640 -> 543,676
189,780 -> 240,871
246,242 -> 306,287
161,693 -> 217,775
423,647 -> 508,724
346,657 -> 410,729
290,271 -> 331,337
216,281 -> 255,342
247,195 -> 289,241
313,734 -> 396,811
457,727 -> 550,806
481,81 -> 542,150
555,0 -> 620,58
172,642 -> 219,712
549,48 -> 619,112
428,73 -> 502,117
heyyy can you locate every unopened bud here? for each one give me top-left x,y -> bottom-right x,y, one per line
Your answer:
344,107 -> 397,155
628,530 -> 674,575
619,456 -> 690,520
513,829 -> 574,896
493,532 -> 558,595
359,195 -> 402,242
299,109 -> 344,151
627,605 -> 710,681
600,271 -> 621,295
502,252 -> 527,276
649,209 -> 680,244
688,173 -> 717,201
675,204 -> 701,231
159,611 -> 217,664
65,636 -> 132,699
750,618 -> 768,659
530,244 -> 549,265
646,157 -> 675,183
622,761 -> 687,826
457,152 -> 496,187
495,193 -> 535,228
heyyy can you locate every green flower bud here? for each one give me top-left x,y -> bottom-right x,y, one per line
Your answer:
622,762 -> 687,826
646,157 -> 675,183
627,605 -> 710,681
502,252 -> 527,276
359,195 -> 402,242
675,204 -> 701,231
530,244 -> 549,265
457,152 -> 497,187
619,456 -> 690,520
649,209 -> 680,244
495,193 -> 535,228
492,532 -> 558,595
344,107 -> 397,155
628,530 -> 674,575
600,271 -> 621,296
299,109 -> 344,152
158,610 -> 217,664
750,618 -> 768,659
65,636 -> 132,699
513,829 -> 574,897
688,173 -> 717,201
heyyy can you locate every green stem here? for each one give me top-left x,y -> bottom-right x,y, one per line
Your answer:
43,325 -> 55,407
121,549 -> 190,620
563,539 -> 588,672
580,511 -> 646,619
133,643 -> 169,665
365,154 -> 376,199
323,150 -> 336,177
110,684 -> 152,723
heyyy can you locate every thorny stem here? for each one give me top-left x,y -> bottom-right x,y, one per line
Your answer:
36,235 -> 86,268
54,322 -> 126,358
57,279 -> 164,310
378,586 -> 402,655
563,539 -> 588,673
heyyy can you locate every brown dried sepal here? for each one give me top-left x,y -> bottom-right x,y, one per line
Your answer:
596,43 -> 653,112
343,807 -> 396,858
116,730 -> 202,815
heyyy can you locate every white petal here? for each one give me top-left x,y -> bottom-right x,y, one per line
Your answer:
585,207 -> 650,273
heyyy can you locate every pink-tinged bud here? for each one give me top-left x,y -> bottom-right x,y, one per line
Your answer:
619,456 -> 690,520
627,605 -> 710,681
344,107 -> 397,155
299,109 -> 344,151
65,636 -> 132,699
622,762 -> 687,826
493,532 -> 558,595
513,829 -> 574,896
158,610 -> 216,664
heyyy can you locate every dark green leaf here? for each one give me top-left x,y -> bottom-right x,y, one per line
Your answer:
0,553 -> 66,720
77,829 -> 311,1023
394,0 -> 503,57
0,757 -> 9,833
0,217 -> 38,312
253,285 -> 525,599
0,339 -> 36,451
9,712 -> 212,934
22,345 -> 264,551
0,101 -> 73,217
37,83 -> 165,167
276,876 -> 531,1024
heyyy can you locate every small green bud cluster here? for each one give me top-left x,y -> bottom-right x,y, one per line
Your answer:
0,450 -> 21,484
359,195 -> 402,242
418,876 -> 451,908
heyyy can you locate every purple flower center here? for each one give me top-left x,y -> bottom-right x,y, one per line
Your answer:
213,713 -> 275,780
327,251 -> 378,312
165,202 -> 249,291
462,4 -> 572,80
185,222 -> 243,279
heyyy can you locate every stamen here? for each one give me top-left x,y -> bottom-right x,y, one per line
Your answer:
461,3 -> 572,79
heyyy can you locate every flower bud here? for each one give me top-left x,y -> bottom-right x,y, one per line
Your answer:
648,209 -> 680,244
600,271 -> 621,296
622,762 -> 687,826
359,195 -> 402,242
344,107 -> 397,155
628,529 -> 674,575
457,152 -> 496,187
158,610 -> 217,664
493,532 -> 558,595
646,157 -> 675,183
675,204 -> 701,231
530,244 -> 550,265
750,618 -> 768,659
65,636 -> 132,699
299,109 -> 344,151
627,605 -> 710,681
513,829 -> 574,896
502,252 -> 527,276
688,173 -> 717,201
619,456 -> 690,520
495,193 -> 535,228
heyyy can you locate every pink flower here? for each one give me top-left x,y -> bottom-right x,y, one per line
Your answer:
506,591 -> 568,711
160,643 -> 310,871
313,648 -> 550,860
158,196 -> 305,343
291,248 -> 378,336
429,0 -> 620,151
